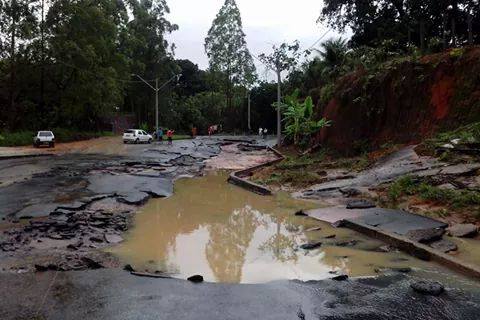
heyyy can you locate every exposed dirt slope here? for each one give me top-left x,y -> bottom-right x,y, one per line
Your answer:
317,47 -> 480,154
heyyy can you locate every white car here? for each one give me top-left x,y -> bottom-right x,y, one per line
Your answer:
33,131 -> 55,148
123,129 -> 153,144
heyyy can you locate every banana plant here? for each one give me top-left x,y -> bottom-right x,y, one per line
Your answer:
280,89 -> 332,146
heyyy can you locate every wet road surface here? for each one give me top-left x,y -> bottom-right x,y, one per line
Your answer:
2,137 -> 480,319
2,269 -> 480,320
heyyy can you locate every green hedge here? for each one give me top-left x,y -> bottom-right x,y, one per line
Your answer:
0,129 -> 113,147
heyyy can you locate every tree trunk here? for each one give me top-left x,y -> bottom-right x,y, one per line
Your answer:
8,3 -> 17,129
468,13 -> 473,45
442,13 -> 447,49
40,0 -> 45,117
419,20 -> 426,53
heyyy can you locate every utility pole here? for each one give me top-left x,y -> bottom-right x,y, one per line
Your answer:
247,90 -> 251,132
276,62 -> 282,147
134,74 -> 181,136
155,78 -> 159,134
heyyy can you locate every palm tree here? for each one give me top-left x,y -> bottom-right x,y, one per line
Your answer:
315,38 -> 349,81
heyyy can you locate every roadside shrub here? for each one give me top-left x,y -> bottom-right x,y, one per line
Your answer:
0,129 -> 113,147
0,131 -> 35,147
388,176 -> 418,201
319,83 -> 335,105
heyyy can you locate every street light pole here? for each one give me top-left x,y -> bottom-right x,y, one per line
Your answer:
133,74 -> 181,136
155,78 -> 159,134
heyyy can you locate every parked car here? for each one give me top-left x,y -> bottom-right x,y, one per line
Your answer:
123,129 -> 153,144
33,131 -> 55,148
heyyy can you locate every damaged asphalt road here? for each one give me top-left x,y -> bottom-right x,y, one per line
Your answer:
2,137 -> 480,320
0,138 -> 223,272
2,270 -> 480,320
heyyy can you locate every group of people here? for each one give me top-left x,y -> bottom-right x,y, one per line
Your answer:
258,127 -> 268,139
155,127 -> 174,145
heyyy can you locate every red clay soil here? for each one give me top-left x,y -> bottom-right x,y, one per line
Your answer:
316,47 -> 480,154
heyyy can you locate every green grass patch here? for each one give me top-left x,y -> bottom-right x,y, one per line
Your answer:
172,134 -> 191,141
275,151 -> 326,170
388,175 -> 480,209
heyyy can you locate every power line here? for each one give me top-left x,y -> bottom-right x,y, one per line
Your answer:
305,29 -> 331,52
56,60 -> 167,84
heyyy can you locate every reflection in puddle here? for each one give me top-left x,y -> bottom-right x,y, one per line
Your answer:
110,172 -> 435,283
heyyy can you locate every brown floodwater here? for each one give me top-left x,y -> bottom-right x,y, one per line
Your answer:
109,172 -> 442,284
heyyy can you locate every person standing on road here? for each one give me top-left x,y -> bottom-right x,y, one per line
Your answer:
167,129 -> 174,145
258,127 -> 263,137
263,128 -> 268,139
157,127 -> 164,143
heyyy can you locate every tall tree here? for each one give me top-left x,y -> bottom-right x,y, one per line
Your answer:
204,0 -> 256,110
0,0 -> 37,129
121,0 -> 178,126
46,0 -> 129,129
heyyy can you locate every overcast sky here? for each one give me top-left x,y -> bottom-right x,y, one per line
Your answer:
166,0 -> 344,80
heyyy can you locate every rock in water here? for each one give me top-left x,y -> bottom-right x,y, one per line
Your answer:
411,280 -> 444,296
406,228 -> 445,243
447,224 -> 478,238
346,199 -> 376,209
123,264 -> 135,272
295,210 -> 308,216
331,274 -> 348,281
429,239 -> 458,253
187,275 -> 204,283
300,242 -> 322,250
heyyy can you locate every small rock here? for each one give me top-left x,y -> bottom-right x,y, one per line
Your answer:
334,240 -> 359,247
411,280 -> 444,296
391,267 -> 412,273
332,220 -> 345,228
295,210 -> 308,217
300,242 -> 322,250
47,233 -> 63,240
447,224 -> 478,238
429,239 -> 458,253
89,236 -> 104,243
81,257 -> 104,269
35,263 -> 59,272
187,275 -> 204,283
406,228 -> 445,244
305,227 -> 322,232
346,199 -> 376,209
331,274 -> 348,281
124,264 -> 135,272
105,234 -> 123,244
67,241 -> 83,251
377,245 -> 394,253
339,188 -> 361,197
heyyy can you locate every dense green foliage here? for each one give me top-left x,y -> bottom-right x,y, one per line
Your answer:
320,0 -> 479,51
0,0 -> 272,136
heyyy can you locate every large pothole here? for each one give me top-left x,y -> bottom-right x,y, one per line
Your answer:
109,171 -> 441,283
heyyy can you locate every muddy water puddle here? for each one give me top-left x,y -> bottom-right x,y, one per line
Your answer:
110,172 -> 440,283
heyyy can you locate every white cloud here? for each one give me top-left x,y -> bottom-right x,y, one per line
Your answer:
166,0 -> 346,79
